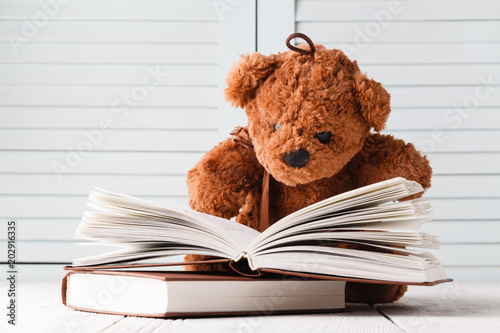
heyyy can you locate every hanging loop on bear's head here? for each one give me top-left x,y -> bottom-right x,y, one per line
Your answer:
286,33 -> 316,57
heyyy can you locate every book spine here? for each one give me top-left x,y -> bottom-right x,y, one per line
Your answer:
61,272 -> 70,306
228,257 -> 262,277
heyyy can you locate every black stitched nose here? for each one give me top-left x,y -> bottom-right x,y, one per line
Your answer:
284,149 -> 310,168
316,131 -> 331,144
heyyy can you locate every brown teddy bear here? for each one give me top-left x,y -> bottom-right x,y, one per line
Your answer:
185,33 -> 432,303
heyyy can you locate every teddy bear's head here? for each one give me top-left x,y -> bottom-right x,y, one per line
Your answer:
225,34 -> 391,187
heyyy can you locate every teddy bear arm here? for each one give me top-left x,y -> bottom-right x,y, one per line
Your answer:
185,138 -> 262,271
354,134 -> 432,200
187,138 -> 262,219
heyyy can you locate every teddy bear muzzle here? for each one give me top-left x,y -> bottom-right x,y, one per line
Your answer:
284,149 -> 310,168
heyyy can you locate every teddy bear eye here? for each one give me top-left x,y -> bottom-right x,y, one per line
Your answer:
274,123 -> 282,131
316,131 -> 332,144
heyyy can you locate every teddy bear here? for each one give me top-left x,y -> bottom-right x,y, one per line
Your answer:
184,33 -> 432,303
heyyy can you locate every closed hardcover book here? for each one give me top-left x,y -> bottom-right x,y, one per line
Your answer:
62,270 -> 345,318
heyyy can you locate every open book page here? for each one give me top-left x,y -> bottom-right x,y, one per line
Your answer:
73,189 -> 260,266
249,245 -> 448,283
72,246 -> 227,267
244,178 -> 425,254
246,199 -> 432,254
236,178 -> 448,283
252,230 -> 439,252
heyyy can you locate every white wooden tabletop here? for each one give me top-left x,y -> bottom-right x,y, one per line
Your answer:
1,266 -> 499,333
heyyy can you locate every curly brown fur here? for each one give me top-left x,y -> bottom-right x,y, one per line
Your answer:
183,255 -> 232,273
185,41 -> 432,303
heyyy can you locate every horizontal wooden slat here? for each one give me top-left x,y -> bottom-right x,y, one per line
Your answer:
422,221 -> 500,243
0,64 -> 218,85
431,199 -> 500,220
387,86 -> 500,108
296,1 -> 500,21
394,129 -> 500,153
0,196 -> 90,218
3,85 -> 499,108
0,151 -> 203,174
385,130 -> 500,153
0,264 -> 68,281
1,174 -> 497,198
425,175 -> 500,198
298,21 -> 500,43
0,43 -> 218,64
0,129 -> 219,151
325,43 -> 500,64
10,219 -> 80,241
0,0 -> 219,21
377,283 -> 500,330
0,174 -> 189,195
0,86 -> 218,107
362,65 -> 500,86
387,108 -> 500,130
0,21 -> 218,42
0,241 -> 129,263
426,153 -> 500,175
430,244 -> 500,266
438,267 -> 500,281
0,195 -> 189,218
3,56 -> 497,87
0,107 -> 218,129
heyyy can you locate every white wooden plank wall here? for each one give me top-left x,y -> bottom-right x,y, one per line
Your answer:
0,0 -> 256,264
296,0 -> 500,279
1,0 -> 499,281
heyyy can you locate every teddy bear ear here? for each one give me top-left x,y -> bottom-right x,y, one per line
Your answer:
224,52 -> 282,109
354,71 -> 391,132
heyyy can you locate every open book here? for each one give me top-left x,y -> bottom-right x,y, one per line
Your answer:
71,177 -> 450,285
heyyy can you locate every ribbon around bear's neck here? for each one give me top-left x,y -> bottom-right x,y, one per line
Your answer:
231,126 -> 271,233
286,33 -> 316,57
229,34 -> 315,232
